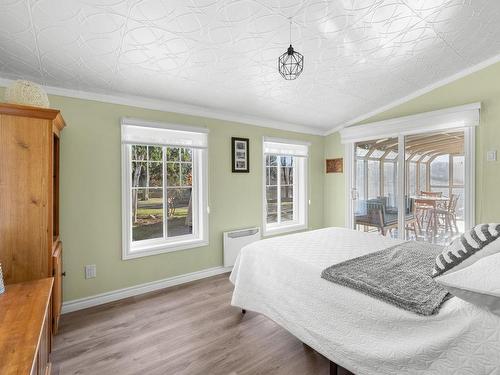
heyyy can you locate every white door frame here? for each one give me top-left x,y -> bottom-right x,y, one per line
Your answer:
344,143 -> 355,229
464,126 -> 476,230
342,103 -> 479,234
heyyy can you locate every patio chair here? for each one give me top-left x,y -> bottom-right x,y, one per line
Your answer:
355,197 -> 417,237
416,191 -> 443,231
435,194 -> 460,234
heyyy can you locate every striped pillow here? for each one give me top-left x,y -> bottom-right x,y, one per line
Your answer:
432,223 -> 500,277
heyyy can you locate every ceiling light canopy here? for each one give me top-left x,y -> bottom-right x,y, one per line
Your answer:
278,19 -> 303,80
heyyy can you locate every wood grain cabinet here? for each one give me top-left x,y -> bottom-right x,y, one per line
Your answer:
0,103 -> 66,336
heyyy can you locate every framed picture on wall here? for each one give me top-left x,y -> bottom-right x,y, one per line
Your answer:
326,158 -> 343,173
232,137 -> 249,173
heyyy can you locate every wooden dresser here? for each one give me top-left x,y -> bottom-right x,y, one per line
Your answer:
0,103 -> 66,334
0,278 -> 53,375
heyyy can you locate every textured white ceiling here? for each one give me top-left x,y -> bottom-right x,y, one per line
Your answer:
1,0 -> 500,132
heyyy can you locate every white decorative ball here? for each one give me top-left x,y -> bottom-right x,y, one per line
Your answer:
4,80 -> 50,108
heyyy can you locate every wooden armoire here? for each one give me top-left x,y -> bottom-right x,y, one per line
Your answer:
0,102 -> 65,335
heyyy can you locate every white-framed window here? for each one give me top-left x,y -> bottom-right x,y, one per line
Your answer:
262,137 -> 309,236
121,118 -> 208,259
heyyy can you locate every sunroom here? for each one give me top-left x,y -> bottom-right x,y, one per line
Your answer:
353,130 -> 465,245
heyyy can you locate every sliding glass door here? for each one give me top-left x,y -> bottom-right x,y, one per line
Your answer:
353,137 -> 399,237
404,130 -> 465,245
351,129 -> 468,245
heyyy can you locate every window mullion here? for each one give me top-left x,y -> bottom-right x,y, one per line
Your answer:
364,159 -> 368,199
129,145 -> 133,244
146,146 -> 150,201
449,154 -> 453,198
192,149 -> 198,238
293,158 -> 298,222
163,146 -> 168,240
277,156 -> 281,224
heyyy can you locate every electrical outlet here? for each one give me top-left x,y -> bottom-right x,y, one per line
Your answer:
85,264 -> 96,279
487,150 -> 497,162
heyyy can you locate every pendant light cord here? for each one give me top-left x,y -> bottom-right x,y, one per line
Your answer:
289,18 -> 292,45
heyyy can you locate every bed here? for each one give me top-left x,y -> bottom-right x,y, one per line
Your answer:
230,227 -> 500,375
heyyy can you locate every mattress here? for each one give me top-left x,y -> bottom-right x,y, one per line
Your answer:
230,227 -> 500,375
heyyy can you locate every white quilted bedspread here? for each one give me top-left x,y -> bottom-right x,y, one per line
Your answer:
230,227 -> 500,375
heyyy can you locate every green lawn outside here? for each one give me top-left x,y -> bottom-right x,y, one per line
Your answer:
135,196 -> 189,218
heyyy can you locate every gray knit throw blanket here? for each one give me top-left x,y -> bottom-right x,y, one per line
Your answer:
321,241 -> 451,316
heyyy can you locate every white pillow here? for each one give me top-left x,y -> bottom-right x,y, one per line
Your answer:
434,252 -> 500,316
432,223 -> 500,277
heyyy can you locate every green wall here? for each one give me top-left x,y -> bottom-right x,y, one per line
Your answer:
323,132 -> 345,227
0,87 -> 324,301
324,61 -> 500,227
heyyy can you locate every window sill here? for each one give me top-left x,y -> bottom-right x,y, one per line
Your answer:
263,223 -> 307,237
123,238 -> 209,260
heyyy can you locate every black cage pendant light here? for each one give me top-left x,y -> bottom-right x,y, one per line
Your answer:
278,18 -> 304,80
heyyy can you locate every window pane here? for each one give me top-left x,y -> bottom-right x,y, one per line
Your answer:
281,186 -> 294,222
383,162 -> 396,207
132,188 -> 163,241
367,160 -> 379,199
356,147 -> 369,157
430,155 -> 449,186
148,146 -> 162,161
268,166 -> 277,185
167,162 -> 180,186
167,188 -> 193,237
266,186 -> 277,223
411,154 -> 421,162
166,147 -> 180,161
409,162 -> 417,196
280,156 -> 293,167
370,149 -> 384,158
385,150 -> 398,160
181,163 -> 192,186
419,163 -> 426,191
281,167 -> 293,185
149,162 -> 162,187
452,188 -> 465,220
266,155 -> 277,166
355,159 -> 365,214
453,156 -> 464,185
181,148 -> 192,162
132,145 -> 147,160
132,162 -> 147,187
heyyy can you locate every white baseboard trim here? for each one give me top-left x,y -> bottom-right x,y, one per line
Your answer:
61,266 -> 233,314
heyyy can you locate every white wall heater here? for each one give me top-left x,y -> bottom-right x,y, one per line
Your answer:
223,227 -> 261,268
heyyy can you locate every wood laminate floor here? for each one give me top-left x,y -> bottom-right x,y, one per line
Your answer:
52,273 -> 330,375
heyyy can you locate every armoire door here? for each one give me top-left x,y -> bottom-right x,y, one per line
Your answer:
0,113 -> 51,283
52,241 -> 63,335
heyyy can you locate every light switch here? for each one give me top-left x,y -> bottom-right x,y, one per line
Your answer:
487,150 -> 497,162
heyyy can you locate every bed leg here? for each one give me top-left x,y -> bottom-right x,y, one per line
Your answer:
241,309 -> 246,314
330,360 -> 338,375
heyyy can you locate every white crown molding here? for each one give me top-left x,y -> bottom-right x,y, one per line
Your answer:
61,266 -> 232,314
0,77 -> 325,136
325,52 -> 500,136
3,51 -> 498,138
339,102 -> 480,144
